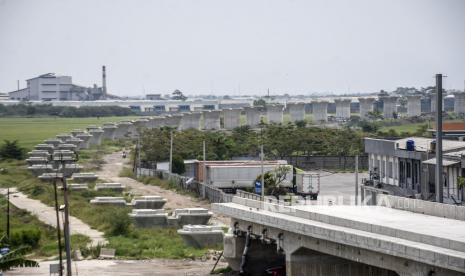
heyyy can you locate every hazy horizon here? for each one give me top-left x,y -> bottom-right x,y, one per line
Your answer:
1,0 -> 464,97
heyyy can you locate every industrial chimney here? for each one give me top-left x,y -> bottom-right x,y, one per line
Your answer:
102,65 -> 107,100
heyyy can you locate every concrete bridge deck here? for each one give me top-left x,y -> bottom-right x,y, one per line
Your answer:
213,197 -> 465,276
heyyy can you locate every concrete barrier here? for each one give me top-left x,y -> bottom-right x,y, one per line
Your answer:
131,196 -> 167,209
95,182 -> 126,192
129,209 -> 169,228
173,208 -> 212,226
177,225 -> 224,248
90,197 -> 127,206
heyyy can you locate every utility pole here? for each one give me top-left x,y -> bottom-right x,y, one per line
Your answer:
6,187 -> 10,240
435,74 -> 444,203
60,157 -> 72,276
260,145 -> 265,200
137,135 -> 141,177
169,130 -> 173,173
53,179 -> 64,276
203,140 -> 207,198
355,155 -> 359,205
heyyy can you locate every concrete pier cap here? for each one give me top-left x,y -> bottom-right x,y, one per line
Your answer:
101,123 -> 117,140
312,100 -> 329,123
358,97 -> 376,119
203,110 -> 221,130
223,108 -> 242,130
88,128 -> 104,146
266,104 -> 284,124
286,102 -> 306,122
244,106 -> 262,127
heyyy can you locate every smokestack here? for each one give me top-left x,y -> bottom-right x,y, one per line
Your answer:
102,65 -> 107,100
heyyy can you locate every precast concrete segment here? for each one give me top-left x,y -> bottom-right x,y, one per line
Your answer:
334,99 -> 351,119
213,198 -> 465,274
312,101 -> 328,122
90,197 -> 127,206
94,183 -> 126,192
244,106 -> 261,127
88,128 -> 104,146
407,95 -> 422,117
203,110 -> 221,130
177,225 -> 224,248
381,96 -> 398,119
358,98 -> 376,119
71,172 -> 98,183
102,123 -> 117,140
266,104 -> 284,124
131,196 -> 167,209
453,92 -> 465,115
223,109 -> 242,129
287,103 -> 306,122
180,112 -> 202,130
129,209 -> 169,228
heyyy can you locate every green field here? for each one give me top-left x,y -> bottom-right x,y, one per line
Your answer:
379,122 -> 428,134
0,116 -> 138,150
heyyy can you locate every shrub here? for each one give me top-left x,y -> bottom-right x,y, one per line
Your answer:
172,155 -> 185,175
106,208 -> 131,236
0,140 -> 24,160
10,229 -> 41,249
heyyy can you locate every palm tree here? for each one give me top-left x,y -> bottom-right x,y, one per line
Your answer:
0,235 -> 38,272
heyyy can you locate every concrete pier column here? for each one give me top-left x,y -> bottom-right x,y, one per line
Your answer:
88,128 -> 104,146
244,106 -> 261,127
406,95 -> 422,117
180,112 -> 201,130
430,93 -> 444,113
287,102 -> 306,122
358,98 -> 375,119
203,110 -> 221,130
223,108 -> 242,129
453,92 -> 465,115
334,99 -> 351,119
102,123 -> 117,140
312,101 -> 328,122
266,104 -> 284,124
381,96 -> 398,119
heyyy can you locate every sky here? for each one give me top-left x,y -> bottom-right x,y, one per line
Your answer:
0,0 -> 464,97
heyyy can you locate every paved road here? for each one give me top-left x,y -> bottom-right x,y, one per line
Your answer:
0,188 -> 107,246
98,152 -> 229,225
5,259 -> 229,276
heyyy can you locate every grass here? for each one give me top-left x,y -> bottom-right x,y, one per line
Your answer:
0,116 -> 138,150
0,195 -> 89,258
379,122 -> 428,134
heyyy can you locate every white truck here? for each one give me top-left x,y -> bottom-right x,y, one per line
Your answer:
295,171 -> 320,200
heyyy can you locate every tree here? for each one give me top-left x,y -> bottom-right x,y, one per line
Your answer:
253,99 -> 266,107
255,165 -> 291,198
0,235 -> 38,271
0,140 -> 24,160
171,89 -> 187,101
172,155 -> 186,175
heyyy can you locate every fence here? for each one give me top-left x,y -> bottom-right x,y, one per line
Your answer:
136,167 -> 232,203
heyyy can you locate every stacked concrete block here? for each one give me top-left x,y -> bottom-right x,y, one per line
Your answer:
88,128 -> 104,146
114,121 -> 131,139
173,208 -> 212,226
358,98 -> 375,119
102,123 -> 117,140
27,150 -> 50,158
76,133 -> 92,149
381,96 -> 398,119
129,209 -> 169,228
95,182 -> 126,192
223,109 -> 242,130
28,164 -> 54,176
68,183 -> 89,191
453,92 -> 465,115
26,157 -> 49,166
52,150 -> 75,159
334,99 -> 351,119
203,110 -> 221,130
177,225 -> 224,248
266,104 -> 284,124
43,139 -> 62,147
244,106 -> 261,127
312,101 -> 329,122
180,113 -> 202,130
65,138 -> 84,150
406,95 -> 422,117
57,143 -> 78,151
71,173 -> 98,183
131,196 -> 167,209
60,163 -> 83,177
34,144 -> 55,153
287,102 -> 306,122
90,197 -> 127,206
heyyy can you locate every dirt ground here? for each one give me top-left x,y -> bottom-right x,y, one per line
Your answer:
5,259 -> 230,276
98,152 -> 230,225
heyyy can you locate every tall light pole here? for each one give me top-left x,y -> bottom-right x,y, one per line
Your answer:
58,154 -> 72,276
169,130 -> 173,173
355,155 -> 359,205
435,74 -> 444,203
